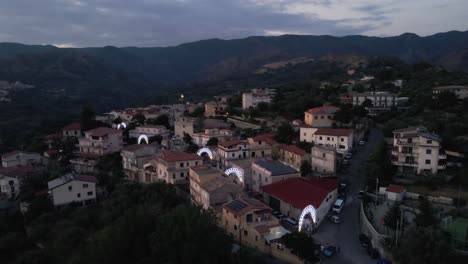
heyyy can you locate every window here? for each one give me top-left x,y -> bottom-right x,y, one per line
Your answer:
319,136 -> 322,140
327,137 -> 330,141
425,159 -> 431,165
314,116 -> 318,120
77,193 -> 81,198
186,162 -> 189,166
303,133 -> 306,136
322,153 -> 326,158
232,153 -> 235,157
195,161 -> 198,165
328,115 -> 332,119
234,225 -> 237,230
68,186 -> 72,191
255,236 -> 258,241
180,163 -> 184,168
341,138 -> 344,142
83,184 -> 88,188
320,116 -> 324,119
427,140 -> 432,144
265,178 -> 268,183
244,230 -> 248,236
426,149 -> 432,154
407,138 -> 412,143
246,214 -> 253,223
180,172 -> 185,178
172,173 -> 176,179
87,191 -> 93,196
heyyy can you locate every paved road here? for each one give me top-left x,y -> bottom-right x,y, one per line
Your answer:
314,128 -> 383,264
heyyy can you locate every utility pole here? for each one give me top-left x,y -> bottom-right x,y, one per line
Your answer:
395,219 -> 399,247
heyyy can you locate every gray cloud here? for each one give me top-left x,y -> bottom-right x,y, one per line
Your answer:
0,0 -> 466,47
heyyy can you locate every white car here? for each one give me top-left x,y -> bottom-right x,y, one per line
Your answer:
332,199 -> 345,214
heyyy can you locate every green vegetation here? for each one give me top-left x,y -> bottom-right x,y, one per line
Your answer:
282,232 -> 321,263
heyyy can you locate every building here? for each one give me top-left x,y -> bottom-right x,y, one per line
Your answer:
121,144 -> 159,183
339,93 -> 353,104
62,122 -> 82,138
299,126 -> 318,142
261,177 -> 338,228
216,140 -> 250,169
384,184 -> 406,202
189,165 -> 242,211
248,133 -> 275,159
192,128 -> 233,147
252,160 -> 300,192
433,85 -> 468,99
174,116 -> 196,138
70,127 -> 123,173
304,106 -> 339,127
391,127 -> 446,174
242,88 -> 275,110
230,159 -> 255,190
204,101 -> 228,117
156,150 -> 203,184
311,145 -> 337,176
352,91 -> 398,115
47,173 -> 97,207
222,198 -> 302,264
0,175 -> 19,199
277,144 -> 309,171
129,125 -> 170,140
312,128 -> 354,154
1,151 -> 44,168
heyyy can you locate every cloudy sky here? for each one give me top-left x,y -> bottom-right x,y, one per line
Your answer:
0,0 -> 467,47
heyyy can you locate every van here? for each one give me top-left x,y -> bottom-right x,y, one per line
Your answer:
332,199 -> 344,213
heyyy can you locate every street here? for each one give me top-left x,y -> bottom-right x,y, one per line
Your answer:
314,128 -> 383,264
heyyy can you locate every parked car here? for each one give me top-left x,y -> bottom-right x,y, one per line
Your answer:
322,245 -> 337,257
338,193 -> 346,203
328,214 -> 341,224
332,199 -> 345,213
359,140 -> 366,146
359,234 -> 371,248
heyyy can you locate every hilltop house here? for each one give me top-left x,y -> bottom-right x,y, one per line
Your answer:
242,88 -> 275,110
121,144 -> 160,183
1,151 -> 44,168
48,173 -> 97,207
277,144 -> 309,171
304,106 -> 339,127
252,160 -> 300,192
155,150 -> 203,185
62,122 -> 82,138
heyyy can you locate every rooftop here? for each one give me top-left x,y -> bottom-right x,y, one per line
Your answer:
387,184 -> 405,194
278,144 -> 307,156
48,173 -> 97,190
314,128 -> 354,137
219,139 -> 245,148
2,150 -> 39,159
159,150 -> 202,162
63,122 -> 81,130
224,198 -> 271,216
305,106 -> 339,115
85,127 -> 122,137
253,160 -> 298,176
261,177 -> 337,209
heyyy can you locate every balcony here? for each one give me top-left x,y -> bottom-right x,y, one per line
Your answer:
392,160 -> 418,167
396,140 -> 417,146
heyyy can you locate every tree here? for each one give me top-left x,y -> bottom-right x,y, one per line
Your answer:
415,196 -> 437,227
132,113 -> 146,125
383,202 -> 405,231
183,133 -> 193,144
333,104 -> 353,124
185,143 -> 199,153
300,160 -> 312,176
256,102 -> 269,112
434,91 -> 458,109
206,137 -> 219,146
149,135 -> 163,144
148,114 -> 170,129
80,106 -> 96,131
353,105 -> 369,118
282,232 -> 321,263
361,98 -> 373,108
274,123 -> 296,144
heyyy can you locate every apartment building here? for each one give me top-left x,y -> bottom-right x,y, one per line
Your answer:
312,128 -> 354,154
62,122 -> 82,138
299,126 -> 318,142
204,101 -> 228,117
70,127 -> 123,173
189,165 -> 242,211
216,140 -> 250,169
129,125 -> 170,139
121,144 -> 159,183
248,133 -> 275,159
252,160 -> 300,192
352,91 -> 397,108
433,85 -> 468,99
1,151 -> 44,168
311,145 -> 337,176
174,116 -> 196,138
242,88 -> 275,110
48,173 -> 97,207
192,128 -> 233,147
156,150 -> 203,184
391,127 -> 446,174
277,144 -> 309,171
261,177 -> 338,229
222,198 -> 302,264
304,106 -> 339,127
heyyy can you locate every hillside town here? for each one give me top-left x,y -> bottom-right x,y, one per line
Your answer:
2,73 -> 468,263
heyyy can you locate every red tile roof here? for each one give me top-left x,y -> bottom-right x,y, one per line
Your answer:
261,177 -> 337,209
314,128 -> 354,137
250,132 -> 277,145
278,144 -> 307,156
218,139 -> 245,148
85,127 -> 122,137
387,184 -> 405,193
159,150 -> 202,162
305,106 -> 339,115
74,174 -> 98,183
63,122 -> 81,130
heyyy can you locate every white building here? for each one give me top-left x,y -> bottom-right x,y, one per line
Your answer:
242,88 -> 275,110
0,175 -> 19,198
432,85 -> 468,99
174,116 -> 196,138
391,127 -> 446,174
121,144 -> 159,183
312,128 -> 354,154
192,128 -> 233,147
129,125 -> 170,140
311,145 -> 337,176
251,159 -> 300,192
299,127 -> 318,143
1,151 -> 44,168
216,140 -> 250,169
48,173 -> 97,207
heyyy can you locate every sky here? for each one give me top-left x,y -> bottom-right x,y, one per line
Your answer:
0,0 -> 467,47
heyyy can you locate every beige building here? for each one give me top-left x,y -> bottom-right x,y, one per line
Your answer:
433,85 -> 468,99
311,145 -> 337,176
242,88 -> 275,110
299,126 -> 318,142
174,116 -> 196,138
156,150 -> 203,184
277,144 -> 309,171
391,127 -> 446,174
1,151 -> 44,168
304,106 -> 339,127
189,165 -> 242,211
129,125 -> 170,140
192,128 -> 233,147
252,160 -> 300,192
248,133 -> 275,159
48,173 -> 97,207
204,101 -> 228,117
312,128 -> 354,154
222,198 -> 302,264
121,144 -> 159,183
216,140 -> 250,169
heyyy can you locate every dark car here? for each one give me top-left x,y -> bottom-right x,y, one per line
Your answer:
359,234 -> 371,248
322,245 -> 337,257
